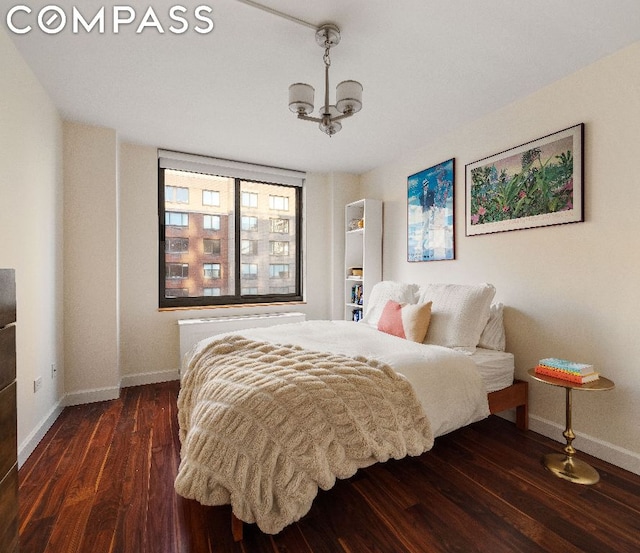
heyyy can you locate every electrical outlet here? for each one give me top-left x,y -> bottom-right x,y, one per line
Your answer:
34,377 -> 42,393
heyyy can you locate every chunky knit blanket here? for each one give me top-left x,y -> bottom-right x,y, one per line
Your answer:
174,335 -> 433,534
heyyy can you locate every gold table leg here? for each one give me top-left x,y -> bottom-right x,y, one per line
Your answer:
543,387 -> 600,485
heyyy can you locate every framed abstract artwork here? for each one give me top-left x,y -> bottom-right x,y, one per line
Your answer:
407,158 -> 455,262
465,123 -> 584,236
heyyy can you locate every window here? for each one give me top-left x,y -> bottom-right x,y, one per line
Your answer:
203,239 -> 221,255
202,189 -> 220,206
270,241 -> 289,256
242,192 -> 258,208
203,263 -> 221,279
241,263 -> 258,279
165,186 -> 189,203
269,195 -> 289,211
166,237 -> 189,253
159,153 -> 304,307
241,240 -> 258,255
166,288 -> 189,297
241,216 -> 258,231
166,212 -> 189,227
269,264 -> 290,279
270,286 -> 292,294
270,218 -> 289,234
203,214 -> 220,230
166,263 -> 188,279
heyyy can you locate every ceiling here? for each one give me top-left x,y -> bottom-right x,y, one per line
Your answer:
6,0 -> 640,174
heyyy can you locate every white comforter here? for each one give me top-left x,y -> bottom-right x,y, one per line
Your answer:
176,334 -> 433,534
187,320 -> 490,438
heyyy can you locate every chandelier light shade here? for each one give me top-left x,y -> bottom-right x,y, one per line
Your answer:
289,24 -> 363,136
336,80 -> 363,114
288,83 -> 315,114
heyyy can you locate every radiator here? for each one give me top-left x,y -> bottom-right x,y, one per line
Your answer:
178,312 -> 306,360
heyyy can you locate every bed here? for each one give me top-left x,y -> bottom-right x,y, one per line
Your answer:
174,282 -> 528,540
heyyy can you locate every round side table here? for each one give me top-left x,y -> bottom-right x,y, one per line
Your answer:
528,368 -> 615,485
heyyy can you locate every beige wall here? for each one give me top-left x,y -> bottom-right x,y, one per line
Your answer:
326,174 -> 363,319
359,42 -> 640,473
63,122 -> 120,403
0,28 -> 64,463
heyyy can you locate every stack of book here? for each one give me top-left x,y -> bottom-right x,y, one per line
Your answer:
535,358 -> 599,384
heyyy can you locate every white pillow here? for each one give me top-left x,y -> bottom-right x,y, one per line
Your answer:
478,303 -> 506,351
361,281 -> 419,327
417,283 -> 496,353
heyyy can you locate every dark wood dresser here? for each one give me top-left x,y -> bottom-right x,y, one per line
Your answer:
0,269 -> 18,552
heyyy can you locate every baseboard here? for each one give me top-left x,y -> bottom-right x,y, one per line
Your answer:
500,411 -> 640,476
64,386 -> 120,407
18,399 -> 65,468
120,369 -> 179,388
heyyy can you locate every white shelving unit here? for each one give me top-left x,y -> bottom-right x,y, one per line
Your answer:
344,199 -> 382,321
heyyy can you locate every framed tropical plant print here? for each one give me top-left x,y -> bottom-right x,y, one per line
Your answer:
465,124 -> 584,236
408,158 -> 455,261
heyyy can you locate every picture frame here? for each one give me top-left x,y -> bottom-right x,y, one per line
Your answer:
465,123 -> 584,236
407,158 -> 455,261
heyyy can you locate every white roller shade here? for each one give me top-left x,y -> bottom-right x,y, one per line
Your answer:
158,150 -> 305,187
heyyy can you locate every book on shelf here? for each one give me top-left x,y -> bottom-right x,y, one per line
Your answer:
534,364 -> 599,384
351,284 -> 363,305
538,357 -> 594,375
352,308 -> 363,322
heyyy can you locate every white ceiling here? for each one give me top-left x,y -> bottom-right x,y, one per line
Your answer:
7,0 -> 640,174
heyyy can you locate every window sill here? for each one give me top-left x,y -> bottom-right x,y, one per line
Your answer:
158,300 -> 307,312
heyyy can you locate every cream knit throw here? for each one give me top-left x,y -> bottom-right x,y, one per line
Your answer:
175,335 -> 433,534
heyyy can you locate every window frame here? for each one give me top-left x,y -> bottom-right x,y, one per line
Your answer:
270,217 -> 290,234
203,238 -> 221,255
165,262 -> 189,279
202,189 -> 220,207
203,214 -> 221,231
241,191 -> 258,208
203,263 -> 222,279
165,237 -> 189,254
269,263 -> 290,279
241,215 -> 258,231
158,163 -> 303,308
241,239 -> 259,255
165,211 -> 189,227
269,194 -> 289,211
270,240 -> 290,256
165,185 -> 189,204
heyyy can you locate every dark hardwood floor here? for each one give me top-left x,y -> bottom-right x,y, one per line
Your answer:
18,381 -> 640,552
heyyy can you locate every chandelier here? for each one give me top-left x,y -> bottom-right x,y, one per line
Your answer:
288,24 -> 363,136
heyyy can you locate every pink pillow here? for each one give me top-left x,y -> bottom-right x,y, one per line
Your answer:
377,300 -> 432,343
